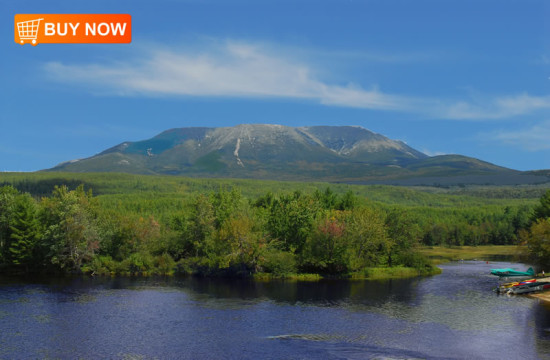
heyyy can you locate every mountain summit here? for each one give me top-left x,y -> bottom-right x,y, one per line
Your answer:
50,124 -> 544,185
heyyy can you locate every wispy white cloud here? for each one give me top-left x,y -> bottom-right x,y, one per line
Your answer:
43,40 -> 550,120
490,120 -> 550,151
442,93 -> 550,120
304,47 -> 443,64
44,41 -> 411,112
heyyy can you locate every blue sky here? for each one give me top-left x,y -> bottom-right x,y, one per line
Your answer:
2,0 -> 550,172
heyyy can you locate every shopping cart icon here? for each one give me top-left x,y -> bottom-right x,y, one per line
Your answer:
17,18 -> 44,46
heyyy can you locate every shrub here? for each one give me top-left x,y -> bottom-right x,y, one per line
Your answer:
154,253 -> 176,275
261,248 -> 296,276
397,251 -> 435,274
121,252 -> 154,275
84,255 -> 119,276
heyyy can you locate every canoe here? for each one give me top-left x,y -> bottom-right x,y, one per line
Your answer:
505,282 -> 550,295
499,279 -> 536,289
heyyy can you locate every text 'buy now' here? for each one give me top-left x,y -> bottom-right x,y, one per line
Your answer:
44,22 -> 127,36
15,14 -> 131,45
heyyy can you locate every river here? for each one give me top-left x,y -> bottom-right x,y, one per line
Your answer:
1,261 -> 550,359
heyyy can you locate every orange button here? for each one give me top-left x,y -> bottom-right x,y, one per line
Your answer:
15,14 -> 131,46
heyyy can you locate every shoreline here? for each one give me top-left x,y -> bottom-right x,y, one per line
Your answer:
529,291 -> 550,303
510,276 -> 550,303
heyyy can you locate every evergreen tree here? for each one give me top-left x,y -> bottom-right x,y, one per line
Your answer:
338,190 -> 358,210
0,186 -> 19,264
314,187 -> 338,209
8,194 -> 40,269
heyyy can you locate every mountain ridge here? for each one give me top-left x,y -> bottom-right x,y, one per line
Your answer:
49,124 -> 549,186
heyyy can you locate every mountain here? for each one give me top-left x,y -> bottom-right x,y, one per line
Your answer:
49,124 -> 549,185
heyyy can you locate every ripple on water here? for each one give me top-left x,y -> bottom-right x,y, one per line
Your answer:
0,262 -> 548,360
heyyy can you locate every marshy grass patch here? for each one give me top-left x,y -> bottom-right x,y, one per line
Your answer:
419,245 -> 520,263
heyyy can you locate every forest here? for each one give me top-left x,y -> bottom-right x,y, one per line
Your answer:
0,172 -> 548,278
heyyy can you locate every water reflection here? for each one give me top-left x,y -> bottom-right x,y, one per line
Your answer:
1,262 -> 549,359
0,274 -> 423,308
533,301 -> 550,358
175,276 -> 422,307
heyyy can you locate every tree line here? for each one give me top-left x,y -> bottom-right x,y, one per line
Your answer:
0,183 -> 542,277
521,190 -> 550,270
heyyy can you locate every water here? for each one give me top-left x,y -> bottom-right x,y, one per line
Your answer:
1,261 -> 550,359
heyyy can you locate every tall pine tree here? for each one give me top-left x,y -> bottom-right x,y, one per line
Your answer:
8,193 -> 40,270
0,186 -> 19,266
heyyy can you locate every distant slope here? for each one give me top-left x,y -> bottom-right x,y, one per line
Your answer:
49,124 -> 550,185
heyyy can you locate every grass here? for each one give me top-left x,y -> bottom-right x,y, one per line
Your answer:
253,273 -> 322,281
253,266 -> 442,281
419,245 -> 521,264
352,266 -> 442,280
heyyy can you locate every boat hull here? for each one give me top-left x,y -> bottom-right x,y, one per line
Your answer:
496,282 -> 550,295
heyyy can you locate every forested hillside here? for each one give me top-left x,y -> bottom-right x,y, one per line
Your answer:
0,172 -> 545,277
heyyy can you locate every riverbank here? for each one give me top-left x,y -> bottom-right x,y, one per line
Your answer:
253,266 -> 442,281
419,245 -> 520,264
529,292 -> 550,303
522,277 -> 550,303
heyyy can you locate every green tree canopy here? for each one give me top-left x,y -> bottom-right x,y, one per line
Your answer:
533,190 -> 550,221
266,191 -> 320,253
521,219 -> 550,270
0,186 -> 19,263
8,193 -> 40,269
40,185 -> 100,271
